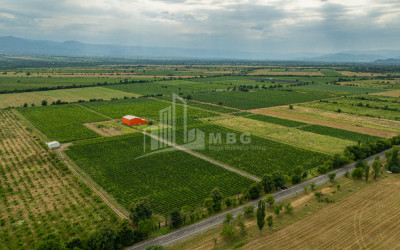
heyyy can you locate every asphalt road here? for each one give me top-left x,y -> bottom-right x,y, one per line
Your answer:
128,149 -> 390,250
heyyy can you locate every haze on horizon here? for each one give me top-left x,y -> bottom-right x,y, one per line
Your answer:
1,0 -> 399,55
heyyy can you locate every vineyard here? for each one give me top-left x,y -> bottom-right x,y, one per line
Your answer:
190,89 -> 335,109
0,110 -> 117,248
293,83 -> 386,94
241,113 -> 307,127
65,133 -> 254,214
18,104 -> 107,142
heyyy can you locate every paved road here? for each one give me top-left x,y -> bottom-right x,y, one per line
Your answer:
128,149 -> 390,250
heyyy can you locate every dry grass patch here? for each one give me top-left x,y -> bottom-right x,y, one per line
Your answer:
84,120 -> 138,137
250,106 -> 399,138
338,71 -> 386,77
370,89 -> 400,98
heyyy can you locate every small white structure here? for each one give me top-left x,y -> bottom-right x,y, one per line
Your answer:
47,141 -> 60,149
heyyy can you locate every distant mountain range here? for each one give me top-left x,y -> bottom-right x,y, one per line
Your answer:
0,36 -> 399,63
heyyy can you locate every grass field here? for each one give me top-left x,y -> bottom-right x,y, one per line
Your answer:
18,104 -> 107,142
0,110 -> 117,248
251,107 -> 399,138
247,69 -> 323,76
172,174 -> 400,250
293,83 -> 386,94
65,133 -> 254,214
370,89 -> 400,97
190,89 -> 335,110
210,116 -> 356,154
0,87 -> 140,108
320,69 -> 344,76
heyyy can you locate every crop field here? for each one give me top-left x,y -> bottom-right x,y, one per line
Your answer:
0,110 -> 117,248
18,104 -> 107,142
247,69 -> 323,76
239,113 -> 307,127
0,76 -> 128,92
65,133 -> 254,214
251,107 -> 399,138
370,89 -> 400,97
174,123 -> 330,177
210,116 -> 355,154
293,83 -> 386,94
190,89 -> 335,110
0,86 -> 139,108
320,69 -> 344,76
301,97 -> 400,121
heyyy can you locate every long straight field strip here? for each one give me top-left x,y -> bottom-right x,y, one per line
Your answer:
320,69 -> 344,76
292,83 -> 386,94
175,123 -> 330,177
0,110 -> 117,248
209,116 -> 355,155
65,133 -> 254,214
0,86 -> 140,108
18,104 -> 108,142
301,97 -> 400,121
298,124 -> 382,143
242,113 -> 307,127
190,89 -> 335,109
251,106 -> 400,138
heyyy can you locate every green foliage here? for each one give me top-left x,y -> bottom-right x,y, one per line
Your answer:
66,133 -> 253,214
365,164 -> 370,182
314,191 -> 323,201
191,89 -> 334,110
245,182 -> 262,200
87,225 -> 118,250
146,245 -> 165,250
299,125 -> 381,143
352,167 -> 364,180
170,209 -> 183,229
310,182 -> 316,190
284,203 -> 293,214
19,104 -> 106,142
224,213 -> 233,224
129,197 -> 152,226
245,114 -> 306,127
138,219 -> 156,238
256,200 -> 266,231
372,156 -> 382,180
211,187 -> 223,212
35,234 -> 64,250
328,173 -> 336,181
204,198 -> 215,214
265,194 -> 275,206
220,224 -> 237,238
273,205 -> 283,216
387,147 -> 400,173
272,172 -> 286,189
261,174 -> 275,193
243,205 -> 255,216
267,215 -> 273,228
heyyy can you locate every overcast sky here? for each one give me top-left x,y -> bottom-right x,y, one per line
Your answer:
1,0 -> 399,54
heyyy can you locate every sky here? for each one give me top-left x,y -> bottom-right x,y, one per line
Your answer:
0,0 -> 400,54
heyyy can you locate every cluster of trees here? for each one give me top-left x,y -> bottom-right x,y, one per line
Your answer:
352,156 -> 383,182
345,135 -> 400,161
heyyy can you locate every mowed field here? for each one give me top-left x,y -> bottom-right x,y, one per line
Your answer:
244,175 -> 400,249
0,86 -> 140,108
0,110 -> 117,248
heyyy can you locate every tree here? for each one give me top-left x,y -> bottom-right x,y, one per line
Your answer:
272,172 -> 285,189
256,200 -> 266,231
284,203 -> 293,214
224,212 -> 233,224
289,104 -> 294,109
23,102 -> 28,108
310,182 -> 316,191
170,209 -> 183,229
261,174 -> 274,193
291,166 -> 304,184
35,234 -> 64,250
352,167 -> 364,180
87,225 -> 118,250
220,224 -> 236,238
116,219 -> 135,248
211,187 -> 223,212
246,183 -> 261,200
41,100 -> 48,106
365,164 -> 370,182
203,198 -> 214,214
372,156 -> 382,180
265,194 -> 275,206
267,215 -> 273,228
387,147 -> 400,173
328,173 -> 336,182
224,197 -> 232,207
129,197 -> 152,226
332,154 -> 350,168
274,205 -> 283,216
243,205 -> 255,215
303,185 -> 308,194
355,160 -> 368,170
314,191 -> 323,201
138,219 -> 156,238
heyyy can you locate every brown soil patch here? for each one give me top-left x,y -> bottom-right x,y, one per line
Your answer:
84,121 -> 124,137
370,89 -> 400,98
250,108 -> 397,138
338,71 -> 386,77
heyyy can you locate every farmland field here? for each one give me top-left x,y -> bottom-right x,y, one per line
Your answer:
65,133 -> 254,214
18,104 -> 108,142
0,86 -> 140,108
190,89 -> 335,109
0,110 -> 117,248
293,83 -> 386,94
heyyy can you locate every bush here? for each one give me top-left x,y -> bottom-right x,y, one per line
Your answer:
243,205 -> 255,215
352,167 -> 364,180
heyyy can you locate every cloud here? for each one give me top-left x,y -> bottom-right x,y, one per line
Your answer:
0,0 -> 399,53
